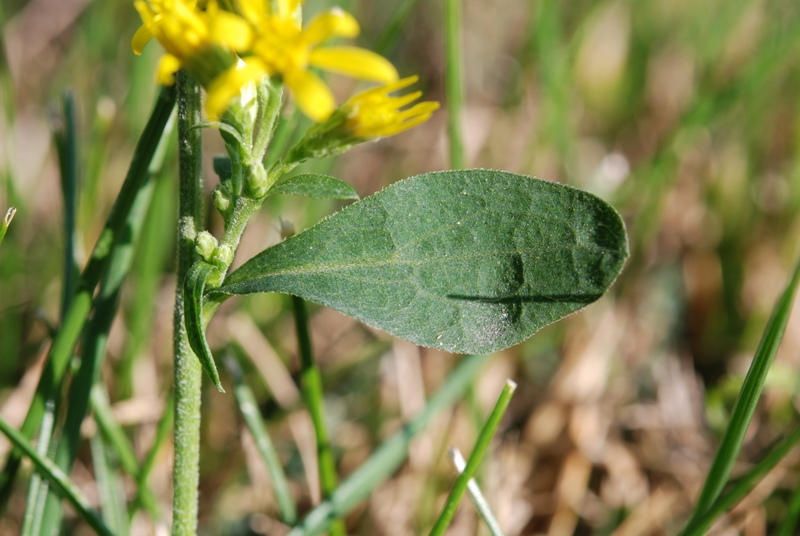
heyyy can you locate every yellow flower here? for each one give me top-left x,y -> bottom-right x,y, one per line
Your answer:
343,76 -> 440,139
238,0 -> 398,121
132,0 -> 252,86
133,0 -> 269,118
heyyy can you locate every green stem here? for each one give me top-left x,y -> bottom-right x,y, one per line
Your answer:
172,70 -> 205,536
444,0 -> 465,169
287,354 -> 489,536
429,379 -> 516,536
292,296 -> 346,536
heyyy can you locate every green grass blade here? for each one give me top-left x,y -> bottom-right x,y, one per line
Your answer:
775,455 -> 800,536
0,85 -> 176,511
24,90 -> 83,536
91,384 -> 162,519
130,393 -> 172,521
287,354 -> 489,536
228,356 -> 297,524
90,387 -> 140,477
444,0 -> 465,169
0,206 -> 15,249
90,432 -> 130,536
118,138 -> 176,400
292,296 -> 346,536
681,426 -> 800,536
21,401 -> 55,536
681,258 -> 800,530
0,417 -> 113,536
53,90 -> 80,322
429,379 -> 516,536
448,448 -> 505,536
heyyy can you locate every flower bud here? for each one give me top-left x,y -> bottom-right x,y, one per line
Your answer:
246,162 -> 269,199
211,244 -> 234,270
195,231 -> 218,261
213,185 -> 232,214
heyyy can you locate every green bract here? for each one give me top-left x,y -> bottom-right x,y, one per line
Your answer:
270,173 -> 360,200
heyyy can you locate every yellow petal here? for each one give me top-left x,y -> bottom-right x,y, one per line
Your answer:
390,90 -> 424,109
156,54 -> 182,85
277,0 -> 302,21
238,0 -> 265,24
303,9 -> 359,45
347,75 -> 419,103
131,24 -> 154,55
205,58 -> 268,119
134,0 -> 155,26
309,47 -> 398,83
210,11 -> 253,51
285,69 -> 335,122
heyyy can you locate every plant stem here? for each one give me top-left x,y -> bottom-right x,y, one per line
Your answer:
444,0 -> 465,169
292,296 -> 347,536
172,70 -> 205,536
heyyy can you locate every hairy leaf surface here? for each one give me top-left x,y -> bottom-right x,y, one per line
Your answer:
217,170 -> 628,353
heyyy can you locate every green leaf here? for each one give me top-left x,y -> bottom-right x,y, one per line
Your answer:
271,173 -> 359,200
213,156 -> 232,183
216,170 -> 628,354
184,261 -> 225,392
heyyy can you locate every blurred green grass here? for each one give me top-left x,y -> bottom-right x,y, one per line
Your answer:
2,0 -> 800,534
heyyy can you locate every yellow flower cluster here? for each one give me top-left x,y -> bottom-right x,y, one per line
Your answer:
344,77 -> 440,139
132,0 -> 436,137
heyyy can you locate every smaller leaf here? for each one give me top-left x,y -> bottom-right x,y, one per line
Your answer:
184,262 -> 225,392
271,173 -> 359,200
213,156 -> 232,183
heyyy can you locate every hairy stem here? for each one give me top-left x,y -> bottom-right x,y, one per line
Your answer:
172,70 -> 205,536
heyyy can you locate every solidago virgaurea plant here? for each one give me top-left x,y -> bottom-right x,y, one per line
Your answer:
142,0 -> 628,533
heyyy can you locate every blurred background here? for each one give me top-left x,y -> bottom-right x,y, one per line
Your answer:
2,0 -> 800,534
